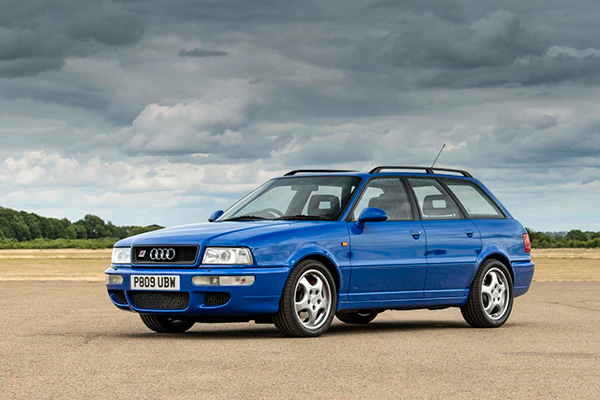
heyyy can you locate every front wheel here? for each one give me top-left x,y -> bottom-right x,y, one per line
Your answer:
139,314 -> 195,333
273,259 -> 337,337
461,259 -> 513,328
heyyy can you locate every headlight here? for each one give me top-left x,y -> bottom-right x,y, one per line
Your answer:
111,247 -> 131,264
202,247 -> 253,265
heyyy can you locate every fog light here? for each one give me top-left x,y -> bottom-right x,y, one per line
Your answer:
192,275 -> 255,286
106,274 -> 123,285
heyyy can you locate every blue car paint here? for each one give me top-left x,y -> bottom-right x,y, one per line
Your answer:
347,220 -> 427,300
106,171 -> 534,317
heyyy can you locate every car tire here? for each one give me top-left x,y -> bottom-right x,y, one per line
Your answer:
139,314 -> 195,333
273,259 -> 337,337
336,311 -> 378,324
461,259 -> 514,328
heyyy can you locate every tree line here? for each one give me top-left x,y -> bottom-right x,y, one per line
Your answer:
527,228 -> 600,248
0,206 -> 162,243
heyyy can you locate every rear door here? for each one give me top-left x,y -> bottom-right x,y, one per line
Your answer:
347,177 -> 427,301
407,178 -> 482,299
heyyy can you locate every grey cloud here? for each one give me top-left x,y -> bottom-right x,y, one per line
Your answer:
0,58 -> 64,77
178,48 -> 228,58
391,10 -> 545,70
68,6 -> 145,47
534,115 -> 557,130
0,0 -> 145,77
122,96 -> 292,160
276,131 -> 381,166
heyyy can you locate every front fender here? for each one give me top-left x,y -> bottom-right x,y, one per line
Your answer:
288,245 -> 347,293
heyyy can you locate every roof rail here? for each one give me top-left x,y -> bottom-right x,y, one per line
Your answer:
284,169 -> 357,176
369,166 -> 473,178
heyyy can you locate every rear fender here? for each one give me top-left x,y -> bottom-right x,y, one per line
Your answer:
473,244 -> 515,286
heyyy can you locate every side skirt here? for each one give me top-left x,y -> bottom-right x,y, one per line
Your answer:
337,295 -> 467,312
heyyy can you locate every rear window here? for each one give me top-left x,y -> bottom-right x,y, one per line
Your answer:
445,181 -> 504,218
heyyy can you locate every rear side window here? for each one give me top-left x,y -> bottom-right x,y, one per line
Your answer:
407,178 -> 462,220
351,178 -> 414,221
445,181 -> 504,218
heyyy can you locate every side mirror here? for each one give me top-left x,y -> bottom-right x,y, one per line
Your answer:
356,207 -> 388,229
208,210 -> 224,222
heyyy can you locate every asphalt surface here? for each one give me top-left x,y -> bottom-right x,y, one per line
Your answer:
1,281 -> 599,400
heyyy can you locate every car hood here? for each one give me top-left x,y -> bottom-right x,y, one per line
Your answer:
115,220 -> 322,247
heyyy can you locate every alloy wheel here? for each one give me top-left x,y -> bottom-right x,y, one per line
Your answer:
294,269 -> 332,330
481,267 -> 509,320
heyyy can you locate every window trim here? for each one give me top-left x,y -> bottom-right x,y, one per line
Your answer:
440,178 -> 507,219
344,176 -> 418,222
405,177 -> 467,221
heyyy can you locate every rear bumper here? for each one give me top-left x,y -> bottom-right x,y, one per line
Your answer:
105,266 -> 290,316
512,260 -> 535,297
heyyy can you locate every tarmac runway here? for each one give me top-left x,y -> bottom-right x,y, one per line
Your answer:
1,280 -> 599,399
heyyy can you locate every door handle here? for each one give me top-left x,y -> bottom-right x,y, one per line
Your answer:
465,230 -> 474,238
410,230 -> 422,239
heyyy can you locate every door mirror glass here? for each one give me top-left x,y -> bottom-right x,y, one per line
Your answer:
208,210 -> 224,222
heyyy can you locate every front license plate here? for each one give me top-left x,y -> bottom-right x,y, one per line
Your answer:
131,275 -> 180,291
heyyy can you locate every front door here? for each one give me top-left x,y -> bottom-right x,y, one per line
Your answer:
347,177 -> 427,301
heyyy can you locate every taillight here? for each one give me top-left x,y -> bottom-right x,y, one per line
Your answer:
522,233 -> 531,253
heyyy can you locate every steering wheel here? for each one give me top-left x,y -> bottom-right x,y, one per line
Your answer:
261,208 -> 284,218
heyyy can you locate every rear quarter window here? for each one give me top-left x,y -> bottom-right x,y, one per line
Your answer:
445,181 -> 504,218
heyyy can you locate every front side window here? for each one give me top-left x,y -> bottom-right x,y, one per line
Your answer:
351,178 -> 414,221
408,178 -> 462,220
445,181 -> 503,218
218,176 -> 361,221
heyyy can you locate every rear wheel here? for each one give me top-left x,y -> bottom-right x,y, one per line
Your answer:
336,311 -> 378,324
139,314 -> 195,333
461,259 -> 513,328
273,259 -> 337,337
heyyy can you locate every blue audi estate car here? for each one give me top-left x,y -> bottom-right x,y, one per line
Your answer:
106,166 -> 534,337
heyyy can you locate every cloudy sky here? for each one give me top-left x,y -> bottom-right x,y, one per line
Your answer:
0,0 -> 599,231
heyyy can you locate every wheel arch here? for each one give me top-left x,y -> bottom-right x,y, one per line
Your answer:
295,253 -> 342,293
476,252 -> 515,286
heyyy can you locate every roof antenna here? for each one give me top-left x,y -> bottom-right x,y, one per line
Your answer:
431,144 -> 446,168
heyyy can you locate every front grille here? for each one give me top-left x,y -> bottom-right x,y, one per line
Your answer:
110,290 -> 127,305
129,291 -> 190,310
132,245 -> 199,265
205,292 -> 231,306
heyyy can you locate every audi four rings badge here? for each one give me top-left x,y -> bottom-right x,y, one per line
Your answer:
149,248 -> 176,261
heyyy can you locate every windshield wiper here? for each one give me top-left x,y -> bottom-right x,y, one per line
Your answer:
275,215 -> 332,221
222,215 -> 268,221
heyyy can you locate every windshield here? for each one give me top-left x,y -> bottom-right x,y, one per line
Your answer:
218,176 -> 362,221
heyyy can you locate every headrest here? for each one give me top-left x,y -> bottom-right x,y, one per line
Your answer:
422,194 -> 457,217
308,195 -> 340,217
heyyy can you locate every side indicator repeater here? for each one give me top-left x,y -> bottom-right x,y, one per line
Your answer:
341,241 -> 348,247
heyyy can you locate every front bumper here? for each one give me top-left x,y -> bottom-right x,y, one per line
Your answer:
105,266 -> 290,316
